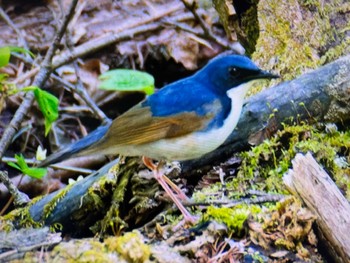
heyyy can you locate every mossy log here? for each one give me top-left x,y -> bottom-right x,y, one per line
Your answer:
284,152 -> 350,263
3,55 -> 350,235
183,54 -> 350,171
4,157 -> 162,236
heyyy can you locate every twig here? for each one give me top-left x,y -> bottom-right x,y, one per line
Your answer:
0,171 -> 29,206
180,0 -> 242,52
52,23 -> 161,69
180,0 -> 210,36
63,12 -> 110,125
1,156 -> 95,174
12,52 -> 109,123
51,1 -> 185,69
0,0 -> 79,205
0,6 -> 29,50
157,193 -> 285,207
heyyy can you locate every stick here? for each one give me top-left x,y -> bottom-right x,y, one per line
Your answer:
284,152 -> 350,263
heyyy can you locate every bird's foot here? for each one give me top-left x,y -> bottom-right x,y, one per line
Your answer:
142,156 -> 196,225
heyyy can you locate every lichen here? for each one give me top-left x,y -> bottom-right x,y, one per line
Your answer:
1,196 -> 45,230
236,123 -> 350,199
253,0 -> 349,88
106,231 -> 151,263
91,159 -> 138,236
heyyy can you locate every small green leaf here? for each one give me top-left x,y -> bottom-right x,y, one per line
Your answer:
99,69 -> 155,95
0,46 -> 34,68
16,154 -> 28,170
23,86 -> 59,136
7,161 -> 21,171
8,46 -> 35,58
22,167 -> 47,179
7,154 -> 47,179
0,46 -> 11,67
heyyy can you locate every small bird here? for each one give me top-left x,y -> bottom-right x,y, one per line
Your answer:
40,54 -> 278,223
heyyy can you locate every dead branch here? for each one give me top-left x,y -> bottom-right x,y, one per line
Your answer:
0,227 -> 61,262
284,152 -> 350,263
0,6 -> 29,50
12,52 -> 109,123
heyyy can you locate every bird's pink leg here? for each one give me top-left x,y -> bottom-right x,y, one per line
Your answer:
142,156 -> 196,224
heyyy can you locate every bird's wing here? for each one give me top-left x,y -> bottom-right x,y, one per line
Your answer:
91,76 -> 225,148
99,102 -> 218,146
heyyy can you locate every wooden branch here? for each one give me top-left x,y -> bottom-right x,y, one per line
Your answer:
0,227 -> 61,262
182,54 -> 350,171
284,152 -> 350,263
0,6 -> 29,49
51,0 -> 185,69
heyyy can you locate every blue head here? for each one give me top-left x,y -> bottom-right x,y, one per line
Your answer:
193,55 -> 278,95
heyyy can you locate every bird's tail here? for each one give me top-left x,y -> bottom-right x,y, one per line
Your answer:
38,124 -> 110,167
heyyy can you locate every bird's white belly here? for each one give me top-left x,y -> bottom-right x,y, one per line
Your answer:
117,82 -> 251,161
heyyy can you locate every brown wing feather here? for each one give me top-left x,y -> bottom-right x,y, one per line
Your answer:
103,105 -> 213,145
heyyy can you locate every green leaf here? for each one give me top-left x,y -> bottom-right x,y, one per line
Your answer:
23,86 -> 59,136
0,46 -> 11,67
8,46 -> 35,58
16,153 -> 28,170
7,154 -> 47,179
7,161 -> 21,171
99,69 -> 155,95
22,167 -> 47,179
0,46 -> 34,68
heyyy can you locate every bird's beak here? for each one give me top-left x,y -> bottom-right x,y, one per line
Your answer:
257,70 -> 280,79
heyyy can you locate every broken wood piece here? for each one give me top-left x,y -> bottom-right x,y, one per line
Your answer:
283,152 -> 350,263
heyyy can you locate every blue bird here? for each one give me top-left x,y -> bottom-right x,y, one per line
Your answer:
40,54 -> 278,223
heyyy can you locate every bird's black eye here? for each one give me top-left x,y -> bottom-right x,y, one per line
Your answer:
228,67 -> 240,77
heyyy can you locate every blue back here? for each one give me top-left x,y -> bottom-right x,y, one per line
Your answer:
142,55 -> 260,129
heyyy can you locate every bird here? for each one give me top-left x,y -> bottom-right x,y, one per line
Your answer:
40,54 -> 278,223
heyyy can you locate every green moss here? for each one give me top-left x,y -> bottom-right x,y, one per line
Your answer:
92,159 -> 138,236
106,231 -> 150,263
235,123 -> 350,199
51,233 -> 148,262
51,238 -> 125,263
1,202 -> 44,230
192,182 -> 230,202
204,205 -> 261,235
42,183 -> 72,220
239,4 -> 260,55
253,0 -> 349,88
319,37 -> 350,64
